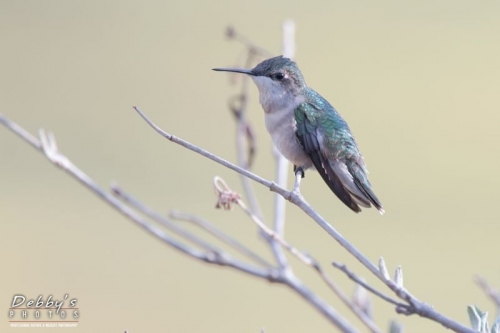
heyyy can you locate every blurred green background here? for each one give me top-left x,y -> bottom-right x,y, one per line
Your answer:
1,0 -> 499,332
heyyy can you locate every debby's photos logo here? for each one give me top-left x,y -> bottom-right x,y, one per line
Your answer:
8,294 -> 79,328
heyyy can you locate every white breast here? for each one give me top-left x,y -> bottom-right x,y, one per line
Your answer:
250,75 -> 312,169
264,106 -> 312,169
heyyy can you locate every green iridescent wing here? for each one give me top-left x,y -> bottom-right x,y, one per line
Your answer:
294,95 -> 383,213
294,102 -> 362,212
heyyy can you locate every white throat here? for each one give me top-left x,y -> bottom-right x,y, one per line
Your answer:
251,76 -> 298,113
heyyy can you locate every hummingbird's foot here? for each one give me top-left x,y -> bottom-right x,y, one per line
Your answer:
293,165 -> 305,178
292,168 -> 303,194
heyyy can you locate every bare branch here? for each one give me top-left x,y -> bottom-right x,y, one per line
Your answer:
169,210 -> 272,268
313,262 -> 381,333
0,113 -> 271,281
133,106 -> 271,188
283,274 -> 358,333
333,262 -> 408,308
112,183 -> 226,253
112,183 -> 272,268
214,176 -> 313,266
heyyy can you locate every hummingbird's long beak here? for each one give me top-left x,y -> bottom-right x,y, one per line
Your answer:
212,68 -> 255,76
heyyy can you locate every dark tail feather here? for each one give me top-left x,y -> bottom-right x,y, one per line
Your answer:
349,162 -> 384,214
316,157 -> 361,213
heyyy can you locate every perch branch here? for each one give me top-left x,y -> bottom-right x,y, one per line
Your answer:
131,107 -> 476,333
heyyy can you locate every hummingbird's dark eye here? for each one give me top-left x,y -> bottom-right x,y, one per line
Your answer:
274,72 -> 285,80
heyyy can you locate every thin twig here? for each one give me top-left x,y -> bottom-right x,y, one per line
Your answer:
169,210 -> 273,268
283,274 -> 358,333
214,176 -> 312,266
314,264 -> 381,333
112,183 -> 272,268
112,183 -> 229,254
333,262 -> 408,309
0,114 -> 271,281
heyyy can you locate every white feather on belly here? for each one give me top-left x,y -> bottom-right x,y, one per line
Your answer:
264,107 -> 312,169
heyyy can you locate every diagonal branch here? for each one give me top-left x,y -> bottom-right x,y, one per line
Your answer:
111,183 -> 272,268
131,106 -> 476,333
0,114 -> 270,281
333,262 -> 409,309
169,210 -> 272,268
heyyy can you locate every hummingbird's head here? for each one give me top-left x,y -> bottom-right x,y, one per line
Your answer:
213,56 -> 306,98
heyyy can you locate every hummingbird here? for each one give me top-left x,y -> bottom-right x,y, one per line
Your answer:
213,56 -> 384,214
